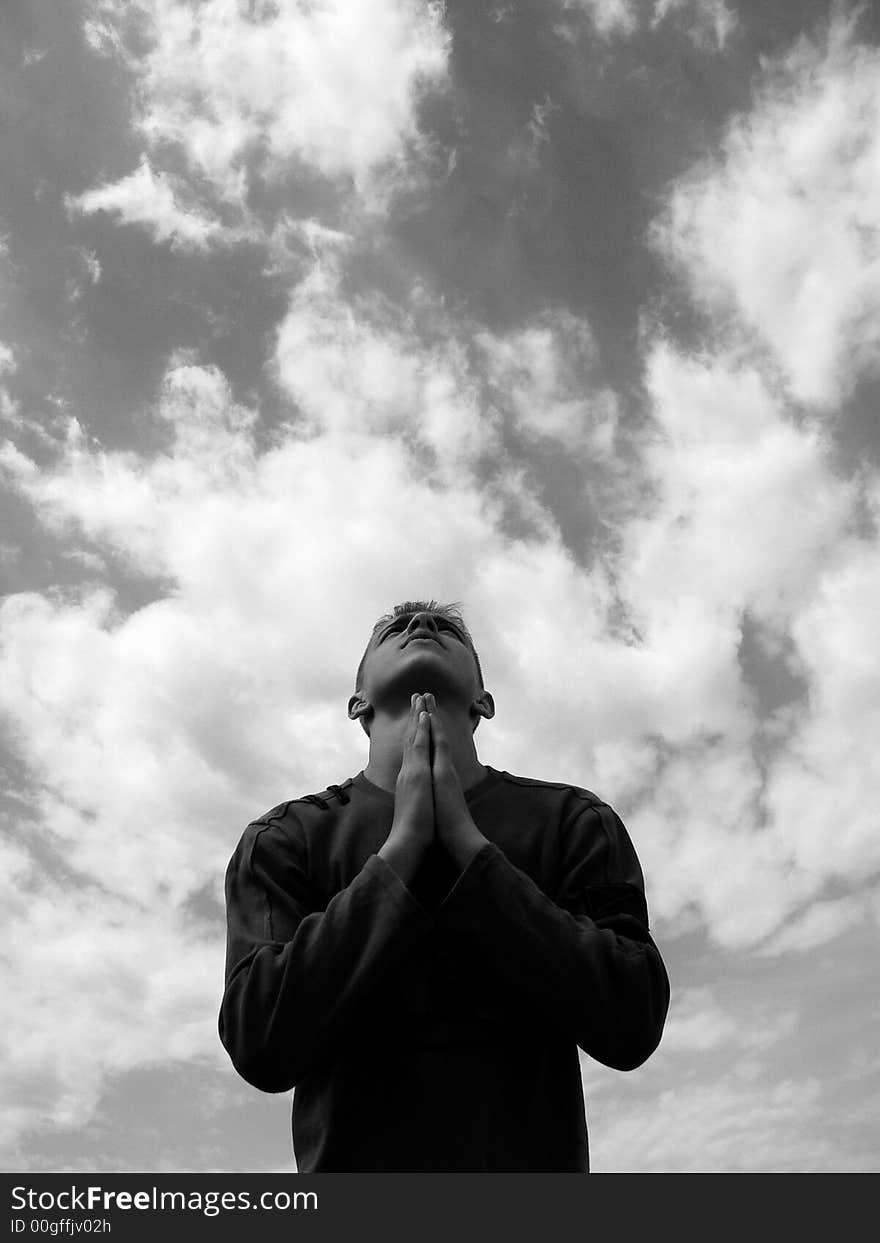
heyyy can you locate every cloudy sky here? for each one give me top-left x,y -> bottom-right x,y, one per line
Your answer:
2,0 -> 879,1173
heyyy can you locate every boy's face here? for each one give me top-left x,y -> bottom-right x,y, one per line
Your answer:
357,608 -> 484,714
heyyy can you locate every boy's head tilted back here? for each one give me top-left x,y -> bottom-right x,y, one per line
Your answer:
349,600 -> 493,736
354,600 -> 484,691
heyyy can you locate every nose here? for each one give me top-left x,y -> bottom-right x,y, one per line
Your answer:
406,612 -> 439,635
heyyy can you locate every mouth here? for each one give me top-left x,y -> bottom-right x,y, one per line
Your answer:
403,633 -> 443,647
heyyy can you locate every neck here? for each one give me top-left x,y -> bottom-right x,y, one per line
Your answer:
363,702 -> 486,794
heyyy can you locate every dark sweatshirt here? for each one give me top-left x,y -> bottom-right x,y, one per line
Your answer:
219,767 -> 670,1172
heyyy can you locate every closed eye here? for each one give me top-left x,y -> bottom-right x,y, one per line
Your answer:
378,620 -> 407,642
377,616 -> 464,642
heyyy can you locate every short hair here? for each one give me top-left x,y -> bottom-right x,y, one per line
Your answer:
355,600 -> 484,692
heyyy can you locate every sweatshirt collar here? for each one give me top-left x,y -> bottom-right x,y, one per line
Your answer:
352,765 -> 503,806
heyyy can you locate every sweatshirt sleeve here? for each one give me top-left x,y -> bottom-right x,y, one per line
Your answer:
438,799 -> 670,1071
218,813 -> 433,1093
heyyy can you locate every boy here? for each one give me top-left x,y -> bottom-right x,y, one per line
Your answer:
219,601 -> 669,1171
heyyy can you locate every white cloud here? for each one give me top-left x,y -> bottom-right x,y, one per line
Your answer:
756,894 -> 870,957
583,1067 -> 860,1171
22,47 -> 50,68
659,986 -> 739,1052
67,158 -> 223,250
763,526 -> 880,882
612,343 -> 851,788
602,336 -> 880,948
640,985 -> 799,1057
626,344 -> 854,630
478,311 -> 619,455
627,12 -> 880,953
78,247 -> 102,285
628,735 -> 823,948
652,0 -> 737,52
274,262 -> 498,471
653,11 -> 880,406
85,0 -> 450,204
1,838 -> 224,1139
560,0 -> 737,47
560,0 -> 638,38
82,14 -> 127,58
275,272 -> 621,492
0,343 -> 19,425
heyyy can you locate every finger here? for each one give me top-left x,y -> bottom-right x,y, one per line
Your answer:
429,730 -> 451,777
411,709 -> 430,753
429,708 -> 449,747
404,696 -> 416,747
414,712 -> 432,767
411,692 -> 426,718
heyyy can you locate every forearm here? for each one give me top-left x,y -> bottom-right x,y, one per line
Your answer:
220,855 -> 431,1091
439,844 -> 669,1070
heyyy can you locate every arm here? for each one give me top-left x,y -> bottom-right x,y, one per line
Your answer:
438,804 -> 669,1070
219,698 -> 436,1092
428,714 -> 669,1071
219,821 -> 432,1092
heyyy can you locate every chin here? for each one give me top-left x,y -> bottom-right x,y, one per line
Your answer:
387,658 -> 463,701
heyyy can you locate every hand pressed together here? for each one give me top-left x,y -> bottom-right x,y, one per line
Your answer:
378,692 -> 489,883
427,701 -> 488,871
377,692 -> 435,885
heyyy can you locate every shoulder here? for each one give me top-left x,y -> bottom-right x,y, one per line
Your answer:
238,779 -> 357,852
500,771 -> 605,804
498,769 -> 633,855
498,770 -> 612,819
252,778 -> 355,825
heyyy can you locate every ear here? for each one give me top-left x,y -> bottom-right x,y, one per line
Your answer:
348,694 -> 373,736
471,690 -> 495,730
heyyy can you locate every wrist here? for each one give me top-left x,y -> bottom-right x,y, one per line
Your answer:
378,831 -> 427,886
439,819 -> 487,870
